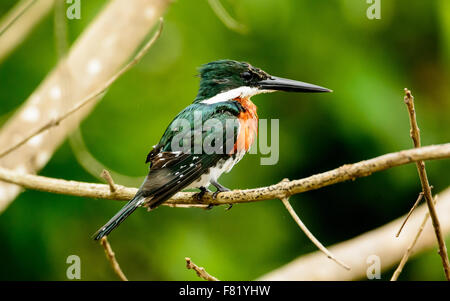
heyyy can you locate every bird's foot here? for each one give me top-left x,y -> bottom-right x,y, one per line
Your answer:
194,186 -> 211,202
211,180 -> 231,199
212,190 -> 230,199
205,204 -> 215,210
193,187 -> 216,210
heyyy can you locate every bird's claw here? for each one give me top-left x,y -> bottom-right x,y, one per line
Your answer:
212,187 -> 230,199
194,187 -> 211,202
212,187 -> 233,210
205,204 -> 215,210
193,192 -> 204,202
210,180 -> 230,199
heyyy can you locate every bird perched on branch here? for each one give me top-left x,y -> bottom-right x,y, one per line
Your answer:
94,59 -> 331,240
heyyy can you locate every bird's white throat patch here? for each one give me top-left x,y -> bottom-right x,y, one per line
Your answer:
200,86 -> 274,105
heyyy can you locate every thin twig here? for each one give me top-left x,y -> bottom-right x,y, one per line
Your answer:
0,0 -> 38,37
281,197 -> 350,270
69,128 -> 143,187
403,88 -> 450,280
391,195 -> 439,281
396,192 -> 424,237
0,18 -> 164,159
100,237 -> 128,281
260,188 -> 450,281
101,169 -> 116,193
0,144 -> 449,206
185,257 -> 218,281
207,0 -> 247,34
0,0 -> 54,63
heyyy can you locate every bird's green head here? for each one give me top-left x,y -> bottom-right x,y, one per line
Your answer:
194,59 -> 331,103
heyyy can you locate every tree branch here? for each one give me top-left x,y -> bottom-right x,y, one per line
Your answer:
396,191 -> 424,237
0,0 -> 54,63
0,0 -> 170,213
185,257 -> 219,281
68,127 -> 143,187
281,197 -> 350,270
207,0 -> 247,34
403,88 -> 450,280
391,195 -> 439,281
0,144 -> 448,206
101,169 -> 117,193
100,237 -> 128,281
259,187 -> 450,281
0,18 -> 164,160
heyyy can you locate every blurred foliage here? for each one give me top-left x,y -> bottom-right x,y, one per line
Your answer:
0,0 -> 449,280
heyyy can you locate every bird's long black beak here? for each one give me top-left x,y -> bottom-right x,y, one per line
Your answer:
258,76 -> 332,93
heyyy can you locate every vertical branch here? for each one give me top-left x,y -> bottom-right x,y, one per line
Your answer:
403,88 -> 450,280
260,188 -> 450,281
53,0 -> 69,58
100,237 -> 128,281
101,169 -> 117,193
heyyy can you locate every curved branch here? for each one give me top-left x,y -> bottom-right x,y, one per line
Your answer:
207,0 -> 248,34
258,187 -> 450,281
0,18 -> 164,159
0,0 -> 171,213
281,197 -> 350,270
0,144 -> 448,206
68,128 -> 143,187
0,0 -> 54,63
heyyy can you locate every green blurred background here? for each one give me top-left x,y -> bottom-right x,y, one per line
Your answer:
0,0 -> 449,280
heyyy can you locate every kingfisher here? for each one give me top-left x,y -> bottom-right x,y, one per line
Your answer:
94,60 -> 331,240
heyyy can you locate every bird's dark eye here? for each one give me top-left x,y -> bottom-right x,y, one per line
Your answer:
241,71 -> 252,80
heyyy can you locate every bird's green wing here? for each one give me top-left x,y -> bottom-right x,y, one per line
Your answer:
142,101 -> 242,208
146,101 -> 242,163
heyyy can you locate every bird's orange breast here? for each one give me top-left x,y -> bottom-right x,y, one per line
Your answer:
233,97 -> 258,153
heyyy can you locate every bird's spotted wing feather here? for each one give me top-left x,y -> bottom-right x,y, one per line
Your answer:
142,153 -> 221,208
142,101 -> 242,208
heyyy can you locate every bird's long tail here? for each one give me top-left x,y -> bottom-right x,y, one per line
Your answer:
93,191 -> 146,241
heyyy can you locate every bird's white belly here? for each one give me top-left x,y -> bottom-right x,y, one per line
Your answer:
185,151 -> 246,190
